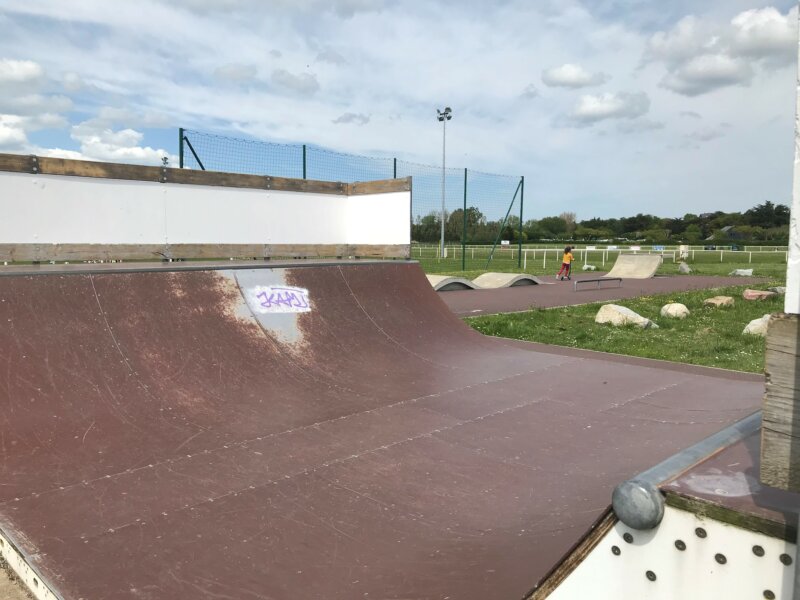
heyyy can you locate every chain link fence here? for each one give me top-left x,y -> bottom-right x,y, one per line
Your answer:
180,129 -> 524,270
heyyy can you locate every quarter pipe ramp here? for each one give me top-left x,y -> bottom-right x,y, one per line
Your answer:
0,261 -> 760,599
604,254 -> 662,279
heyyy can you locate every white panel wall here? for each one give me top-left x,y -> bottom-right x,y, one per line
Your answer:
0,172 -> 410,246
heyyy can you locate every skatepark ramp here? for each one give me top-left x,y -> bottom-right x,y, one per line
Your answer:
426,274 -> 479,291
472,272 -> 544,288
428,272 -> 545,291
604,254 -> 662,279
0,260 -> 761,599
527,412 -> 798,599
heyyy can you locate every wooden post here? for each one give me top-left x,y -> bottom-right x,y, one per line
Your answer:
761,314 -> 800,490
761,9 -> 800,493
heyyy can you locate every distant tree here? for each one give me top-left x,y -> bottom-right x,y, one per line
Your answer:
538,216 -> 568,238
446,206 -> 487,242
745,201 -> 790,228
683,224 -> 702,243
412,212 -> 442,243
574,226 -> 612,240
641,229 -> 670,242
559,211 -> 577,236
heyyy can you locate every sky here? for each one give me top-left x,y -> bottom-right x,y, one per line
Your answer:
0,0 -> 797,220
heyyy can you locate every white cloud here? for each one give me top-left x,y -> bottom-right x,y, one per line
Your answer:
271,68 -> 320,94
647,6 -> 796,97
70,121 -> 176,165
213,63 -> 258,83
568,92 -> 650,125
332,112 -> 369,124
0,115 -> 28,148
542,63 -> 610,88
0,58 -> 44,84
62,71 -> 84,92
729,7 -> 797,63
679,110 -> 702,119
660,53 -> 753,96
0,93 -> 73,116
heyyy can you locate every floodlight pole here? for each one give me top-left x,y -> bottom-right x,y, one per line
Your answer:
437,107 -> 452,259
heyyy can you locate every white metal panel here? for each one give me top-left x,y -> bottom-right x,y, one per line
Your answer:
346,192 -> 410,245
0,172 -> 167,244
549,505 -> 795,599
162,184 -> 348,244
0,172 -> 411,246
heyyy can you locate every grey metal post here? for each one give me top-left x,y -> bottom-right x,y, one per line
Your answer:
518,176 -> 524,268
462,168 -> 467,271
178,127 -> 184,169
302,144 -> 307,180
436,107 -> 452,259
440,117 -> 446,258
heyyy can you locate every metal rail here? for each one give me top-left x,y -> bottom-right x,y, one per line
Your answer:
573,277 -> 622,291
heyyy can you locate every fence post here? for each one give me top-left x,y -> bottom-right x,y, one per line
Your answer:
462,168 -> 467,271
518,176 -> 524,268
178,127 -> 184,169
393,158 -> 397,179
302,144 -> 307,179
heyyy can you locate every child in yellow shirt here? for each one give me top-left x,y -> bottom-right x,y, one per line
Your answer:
556,246 -> 574,280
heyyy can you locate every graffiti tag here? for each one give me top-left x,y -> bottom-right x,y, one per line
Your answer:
248,286 -> 311,314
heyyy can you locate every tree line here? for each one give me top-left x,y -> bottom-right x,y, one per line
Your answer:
411,201 -> 790,244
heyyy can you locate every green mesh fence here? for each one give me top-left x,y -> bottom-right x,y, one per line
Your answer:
180,128 -> 524,271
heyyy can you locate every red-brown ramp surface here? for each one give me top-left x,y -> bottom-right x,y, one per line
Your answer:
0,262 -> 760,599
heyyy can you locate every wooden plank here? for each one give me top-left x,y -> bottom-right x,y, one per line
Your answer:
266,175 -> 346,195
349,178 -> 411,195
0,244 -> 410,263
665,492 -> 795,542
0,153 -> 30,173
524,509 -> 616,599
38,156 -> 163,182
168,169 -> 271,190
760,313 -> 800,491
0,153 -> 406,196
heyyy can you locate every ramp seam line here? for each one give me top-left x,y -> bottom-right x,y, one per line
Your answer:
0,360 -> 575,509
336,266 -> 463,371
75,393 -> 567,540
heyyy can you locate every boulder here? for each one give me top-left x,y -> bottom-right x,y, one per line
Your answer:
743,314 -> 771,337
583,264 -> 597,271
729,268 -> 753,277
743,289 -> 777,301
678,262 -> 692,274
595,304 -> 659,329
660,303 -> 690,319
704,296 -> 734,308
768,286 -> 786,295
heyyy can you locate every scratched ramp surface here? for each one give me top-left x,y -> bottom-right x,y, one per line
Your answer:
0,262 -> 760,599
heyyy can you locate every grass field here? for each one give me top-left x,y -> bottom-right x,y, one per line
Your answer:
417,246 -> 787,280
468,284 -> 785,373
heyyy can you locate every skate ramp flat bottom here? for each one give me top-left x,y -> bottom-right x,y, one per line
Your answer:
604,254 -> 662,279
0,262 -> 761,599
